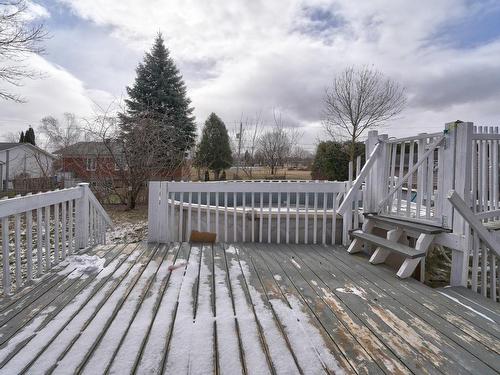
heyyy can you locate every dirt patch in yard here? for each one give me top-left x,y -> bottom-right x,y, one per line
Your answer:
105,205 -> 148,244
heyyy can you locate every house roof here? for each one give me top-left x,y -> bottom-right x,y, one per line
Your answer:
0,143 -> 20,152
54,141 -> 122,156
0,142 -> 56,159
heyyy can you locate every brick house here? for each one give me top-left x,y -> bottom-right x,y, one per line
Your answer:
54,141 -> 187,189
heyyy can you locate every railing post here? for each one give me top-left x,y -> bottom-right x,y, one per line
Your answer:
445,121 -> 474,286
366,132 -> 388,213
364,130 -> 379,212
75,182 -> 89,249
148,181 -> 169,243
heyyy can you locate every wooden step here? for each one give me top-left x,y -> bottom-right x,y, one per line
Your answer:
351,230 -> 425,259
483,220 -> 500,232
365,214 -> 448,234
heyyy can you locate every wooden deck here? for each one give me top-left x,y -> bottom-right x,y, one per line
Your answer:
0,242 -> 499,375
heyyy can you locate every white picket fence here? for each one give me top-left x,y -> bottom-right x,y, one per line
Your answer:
148,180 -> 351,245
0,183 -> 112,295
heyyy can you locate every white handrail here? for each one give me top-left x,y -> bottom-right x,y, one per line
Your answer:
88,192 -> 113,227
337,142 -> 381,214
0,184 -> 112,295
447,190 -> 500,257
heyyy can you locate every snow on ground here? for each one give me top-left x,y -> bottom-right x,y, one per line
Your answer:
106,221 -> 147,244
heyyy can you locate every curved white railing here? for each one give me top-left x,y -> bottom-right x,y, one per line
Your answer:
0,183 -> 112,295
148,180 -> 348,245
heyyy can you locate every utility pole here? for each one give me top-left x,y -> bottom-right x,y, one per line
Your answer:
235,121 -> 243,179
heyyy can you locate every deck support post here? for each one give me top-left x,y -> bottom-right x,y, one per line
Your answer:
75,183 -> 90,249
446,122 -> 474,286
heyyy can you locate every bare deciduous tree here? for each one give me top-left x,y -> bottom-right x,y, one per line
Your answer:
0,0 -> 47,102
257,112 -> 299,175
38,113 -> 83,151
83,105 -> 189,209
233,113 -> 263,178
323,66 -> 406,161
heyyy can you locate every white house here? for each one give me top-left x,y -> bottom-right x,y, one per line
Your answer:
0,143 -> 56,190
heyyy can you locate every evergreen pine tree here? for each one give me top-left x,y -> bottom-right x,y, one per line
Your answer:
25,127 -> 36,145
19,131 -> 25,143
119,33 -> 196,153
195,113 -> 233,179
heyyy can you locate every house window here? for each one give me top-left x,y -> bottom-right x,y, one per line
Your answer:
86,158 -> 96,171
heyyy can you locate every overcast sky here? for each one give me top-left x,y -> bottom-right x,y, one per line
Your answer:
1,0 -> 500,150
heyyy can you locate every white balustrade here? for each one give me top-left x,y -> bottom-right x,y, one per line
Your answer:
0,183 -> 112,295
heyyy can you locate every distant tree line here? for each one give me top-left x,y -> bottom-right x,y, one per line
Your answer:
18,126 -> 36,145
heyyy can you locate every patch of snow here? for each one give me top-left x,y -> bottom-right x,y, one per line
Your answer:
273,274 -> 282,281
136,253 -> 191,373
66,255 -> 105,279
270,295 -> 345,374
106,220 -> 147,244
227,259 -> 270,374
163,246 -> 205,374
290,258 -> 301,269
237,259 -> 301,373
92,247 -> 178,373
437,291 -> 495,323
23,248 -> 144,374
0,248 -> 139,373
53,251 -> 163,375
335,286 -> 366,300
225,245 -> 237,254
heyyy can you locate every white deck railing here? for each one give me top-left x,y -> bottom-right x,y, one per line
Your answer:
0,183 -> 112,295
148,180 -> 350,245
448,190 -> 499,302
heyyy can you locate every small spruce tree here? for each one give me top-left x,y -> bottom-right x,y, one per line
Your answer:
195,113 -> 233,179
19,131 -> 25,143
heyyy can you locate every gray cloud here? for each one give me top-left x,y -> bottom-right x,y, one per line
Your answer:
1,0 -> 499,145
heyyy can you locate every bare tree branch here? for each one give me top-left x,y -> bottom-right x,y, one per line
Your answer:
256,110 -> 300,175
323,66 -> 406,161
0,0 -> 47,102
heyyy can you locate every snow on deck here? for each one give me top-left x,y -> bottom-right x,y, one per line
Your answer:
0,242 -> 499,374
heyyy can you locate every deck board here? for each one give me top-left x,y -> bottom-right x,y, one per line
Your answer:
291,245 -> 497,374
313,245 -> 500,371
0,241 -> 499,375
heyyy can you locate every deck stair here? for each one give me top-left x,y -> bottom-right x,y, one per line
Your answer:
348,214 -> 448,279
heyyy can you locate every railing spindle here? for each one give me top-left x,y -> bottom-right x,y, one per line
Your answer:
26,209 -> 33,281
2,216 -> 10,295
14,213 -> 21,288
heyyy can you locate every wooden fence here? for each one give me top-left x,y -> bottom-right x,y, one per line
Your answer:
0,183 -> 112,295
